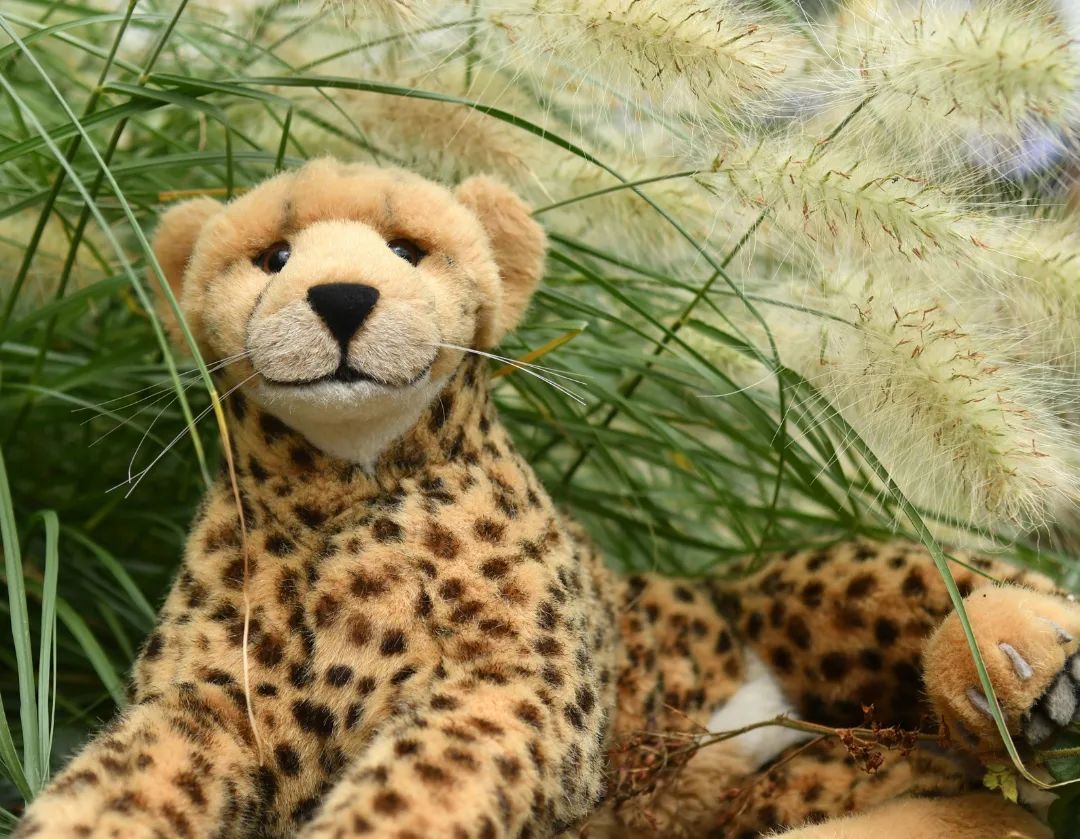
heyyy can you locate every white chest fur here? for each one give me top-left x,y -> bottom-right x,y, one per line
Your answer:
706,649 -> 813,768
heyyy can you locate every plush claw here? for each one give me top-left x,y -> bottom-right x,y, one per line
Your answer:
998,643 -> 1033,680
1038,618 -> 1073,644
966,687 -> 994,719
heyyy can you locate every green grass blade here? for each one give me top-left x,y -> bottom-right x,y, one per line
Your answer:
52,598 -> 125,708
33,510 -> 59,784
0,448 -> 38,796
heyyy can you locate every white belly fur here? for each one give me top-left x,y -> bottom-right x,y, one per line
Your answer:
705,649 -> 813,768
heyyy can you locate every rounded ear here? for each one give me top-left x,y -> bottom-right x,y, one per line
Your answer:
150,197 -> 221,346
454,175 -> 546,348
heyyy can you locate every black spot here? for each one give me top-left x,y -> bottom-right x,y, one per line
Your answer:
439,579 -> 464,600
874,617 -> 899,647
801,581 -> 825,608
278,571 -> 301,605
255,636 -> 284,669
291,797 -> 319,826
266,534 -> 295,557
248,456 -> 267,483
473,518 -> 505,544
325,665 -> 353,687
380,630 -> 407,656
482,558 -> 510,579
345,703 -> 364,729
902,570 -> 927,598
859,649 -> 883,670
535,636 -> 562,657
231,391 -> 248,421
770,646 -> 794,673
290,446 -> 314,471
259,412 -> 289,442
351,572 -> 388,599
253,764 -> 276,803
846,574 -> 876,598
371,517 -> 403,543
292,700 -> 335,738
786,615 -> 811,650
356,676 -> 377,696
144,632 -> 164,660
429,393 -> 454,432
274,745 -> 301,777
537,602 -> 557,631
516,702 -> 543,730
289,662 -> 314,689
821,652 -> 849,681
210,603 -> 239,623
294,504 -> 325,528
373,791 -> 405,815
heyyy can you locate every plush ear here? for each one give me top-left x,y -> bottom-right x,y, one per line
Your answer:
454,175 -> 546,348
150,197 -> 222,346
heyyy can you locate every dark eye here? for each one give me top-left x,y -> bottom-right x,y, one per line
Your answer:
254,242 -> 291,273
387,238 -> 425,266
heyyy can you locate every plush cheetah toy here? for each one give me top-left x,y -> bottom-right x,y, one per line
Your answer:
17,159 -> 1080,839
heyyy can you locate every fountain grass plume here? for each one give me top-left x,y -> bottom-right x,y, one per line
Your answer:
779,275 -> 1080,529
801,0 -> 1080,178
484,0 -> 811,121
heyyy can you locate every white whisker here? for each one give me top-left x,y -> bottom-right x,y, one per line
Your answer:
432,341 -> 591,382
76,351 -> 252,419
88,353 -> 254,452
113,373 -> 258,497
432,342 -> 587,405
431,342 -> 590,385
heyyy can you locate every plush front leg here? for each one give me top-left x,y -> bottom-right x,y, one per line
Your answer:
778,792 -> 1049,839
729,539 -> 1059,729
15,688 -> 260,839
924,585 -> 1080,754
301,669 -> 608,838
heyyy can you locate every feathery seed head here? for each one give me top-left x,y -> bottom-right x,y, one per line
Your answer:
486,0 -> 811,120
807,1 -> 1080,174
782,284 -> 1080,528
701,139 -> 1003,267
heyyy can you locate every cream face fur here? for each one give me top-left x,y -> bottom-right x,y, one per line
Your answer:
152,158 -> 545,465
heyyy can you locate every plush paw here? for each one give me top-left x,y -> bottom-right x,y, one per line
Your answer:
923,586 -> 1080,752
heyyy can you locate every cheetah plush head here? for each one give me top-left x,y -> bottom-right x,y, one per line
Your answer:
153,159 -> 545,464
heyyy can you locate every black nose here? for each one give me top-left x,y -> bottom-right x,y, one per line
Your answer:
307,283 -> 380,348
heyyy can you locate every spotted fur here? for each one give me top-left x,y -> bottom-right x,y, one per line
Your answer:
16,161 -> 1076,839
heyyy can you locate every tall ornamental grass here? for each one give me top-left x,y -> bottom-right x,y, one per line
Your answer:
3,0 -> 1080,833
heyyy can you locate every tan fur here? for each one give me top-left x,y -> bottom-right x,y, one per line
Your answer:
925,586 -> 1080,750
16,160 -> 1076,839
454,175 -> 546,347
151,195 -> 221,344
780,792 -> 1049,839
